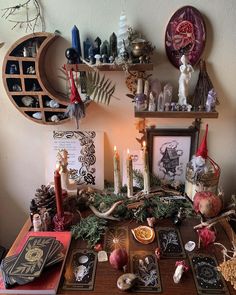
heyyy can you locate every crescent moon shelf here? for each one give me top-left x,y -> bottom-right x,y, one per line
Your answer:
2,32 -> 70,125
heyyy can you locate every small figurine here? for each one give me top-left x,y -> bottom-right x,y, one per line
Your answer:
23,47 -> 29,57
12,84 -> 22,92
205,88 -> 217,112
170,102 -> 176,111
56,149 -> 77,192
30,199 -> 38,222
9,64 -> 18,74
178,55 -> 194,105
31,82 -> 41,91
187,104 -> 192,112
164,102 -> 170,111
26,66 -> 36,74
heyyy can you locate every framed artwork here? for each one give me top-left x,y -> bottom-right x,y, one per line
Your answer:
147,127 -> 198,183
45,130 -> 104,189
165,6 -> 206,68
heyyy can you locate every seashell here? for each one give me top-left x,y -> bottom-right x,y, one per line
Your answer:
78,255 -> 89,264
32,112 -> 42,120
49,100 -> 60,108
22,96 -> 34,107
117,273 -> 138,291
50,115 -> 59,122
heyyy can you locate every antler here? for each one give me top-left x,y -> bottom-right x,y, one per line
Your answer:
89,200 -> 123,220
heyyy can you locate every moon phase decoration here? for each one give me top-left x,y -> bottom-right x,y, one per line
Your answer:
2,32 -> 70,125
165,6 -> 206,68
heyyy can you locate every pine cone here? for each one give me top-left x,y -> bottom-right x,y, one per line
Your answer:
34,185 -> 56,217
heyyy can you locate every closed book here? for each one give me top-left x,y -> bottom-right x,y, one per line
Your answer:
0,231 -> 71,294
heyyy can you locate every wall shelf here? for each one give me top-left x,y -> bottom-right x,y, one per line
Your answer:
2,32 -> 70,125
65,63 -> 153,72
134,110 -> 219,119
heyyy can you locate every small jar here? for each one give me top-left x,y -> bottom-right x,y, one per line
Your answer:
33,213 -> 42,232
185,157 -> 220,201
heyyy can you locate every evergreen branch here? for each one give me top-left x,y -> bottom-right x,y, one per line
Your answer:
71,215 -> 107,248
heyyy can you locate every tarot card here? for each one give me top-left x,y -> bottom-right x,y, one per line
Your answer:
46,239 -> 64,267
189,253 -> 229,295
104,226 -> 129,253
156,227 -> 186,258
9,236 -> 55,277
1,255 -> 34,287
130,251 -> 162,293
63,249 -> 97,291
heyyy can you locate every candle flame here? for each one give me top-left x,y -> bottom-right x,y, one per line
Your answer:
127,148 -> 130,154
56,163 -> 60,171
143,141 -> 146,147
114,145 -> 117,152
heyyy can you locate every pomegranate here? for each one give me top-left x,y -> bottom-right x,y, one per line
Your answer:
109,248 -> 128,270
193,191 -> 222,218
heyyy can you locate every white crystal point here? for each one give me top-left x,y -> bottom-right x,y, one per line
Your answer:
117,11 -> 129,55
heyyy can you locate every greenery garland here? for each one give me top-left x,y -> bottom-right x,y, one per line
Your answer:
71,215 -> 107,248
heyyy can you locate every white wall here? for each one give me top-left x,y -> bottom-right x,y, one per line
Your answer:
0,0 -> 236,248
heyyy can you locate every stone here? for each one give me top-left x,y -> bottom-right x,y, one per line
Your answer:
32,112 -> 42,120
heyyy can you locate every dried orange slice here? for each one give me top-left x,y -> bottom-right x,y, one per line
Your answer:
131,226 -> 155,244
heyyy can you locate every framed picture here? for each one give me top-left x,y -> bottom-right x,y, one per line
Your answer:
147,127 -> 198,183
45,130 -> 104,189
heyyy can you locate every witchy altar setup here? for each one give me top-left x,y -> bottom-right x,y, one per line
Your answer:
1,2 -> 236,295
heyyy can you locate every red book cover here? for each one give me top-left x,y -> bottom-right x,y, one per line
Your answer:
0,231 -> 71,294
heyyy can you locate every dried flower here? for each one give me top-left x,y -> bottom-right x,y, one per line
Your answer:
217,259 -> 236,290
197,227 -> 216,248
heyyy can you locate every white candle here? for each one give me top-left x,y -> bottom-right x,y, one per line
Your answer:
126,149 -> 133,198
142,141 -> 150,194
113,146 -> 121,194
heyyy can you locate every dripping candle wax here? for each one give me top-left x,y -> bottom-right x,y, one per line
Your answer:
113,146 -> 121,194
142,141 -> 150,194
54,167 -> 64,218
126,149 -> 133,197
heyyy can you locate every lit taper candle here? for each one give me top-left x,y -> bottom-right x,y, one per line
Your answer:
126,149 -> 133,197
142,141 -> 150,194
113,146 -> 121,194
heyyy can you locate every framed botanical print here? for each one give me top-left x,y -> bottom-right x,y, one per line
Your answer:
147,127 -> 198,183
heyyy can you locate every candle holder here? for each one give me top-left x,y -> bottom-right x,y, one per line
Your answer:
53,211 -> 74,231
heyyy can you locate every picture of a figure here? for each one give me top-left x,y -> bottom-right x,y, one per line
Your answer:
152,136 -> 191,183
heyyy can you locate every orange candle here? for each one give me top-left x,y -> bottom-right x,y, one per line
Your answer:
54,169 -> 64,218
